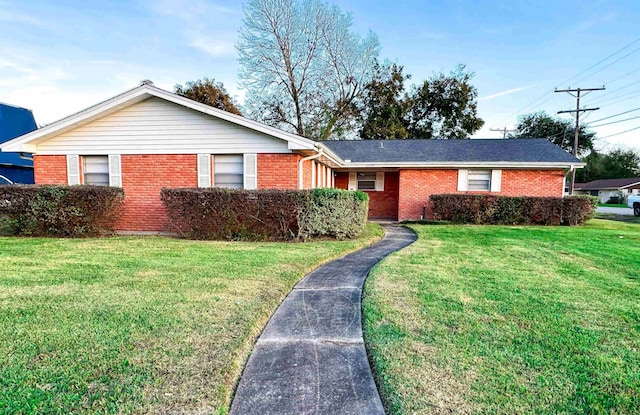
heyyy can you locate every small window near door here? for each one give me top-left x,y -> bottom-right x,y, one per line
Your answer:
214,154 -> 244,189
467,170 -> 491,191
83,156 -> 109,186
357,172 -> 376,190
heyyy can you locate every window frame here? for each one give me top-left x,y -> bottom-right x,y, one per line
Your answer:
82,155 -> 110,186
467,169 -> 492,191
356,172 -> 377,191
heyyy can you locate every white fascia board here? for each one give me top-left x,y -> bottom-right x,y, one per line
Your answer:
620,181 -> 640,189
335,161 -> 586,169
315,144 -> 344,167
1,87 -> 150,152
1,84 -> 320,153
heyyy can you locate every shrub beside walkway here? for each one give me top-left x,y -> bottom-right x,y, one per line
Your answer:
230,225 -> 416,414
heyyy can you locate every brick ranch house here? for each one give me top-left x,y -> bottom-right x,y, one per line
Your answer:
1,85 -> 584,232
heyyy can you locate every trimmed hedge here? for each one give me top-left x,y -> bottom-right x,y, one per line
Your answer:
0,185 -> 124,237
160,187 -> 369,240
430,194 -> 597,226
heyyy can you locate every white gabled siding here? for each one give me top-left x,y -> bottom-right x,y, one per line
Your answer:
37,98 -> 291,155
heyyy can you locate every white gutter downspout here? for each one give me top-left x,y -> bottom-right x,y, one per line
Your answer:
298,147 -> 323,189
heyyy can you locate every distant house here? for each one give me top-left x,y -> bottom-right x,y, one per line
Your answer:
0,103 -> 37,183
574,178 -> 640,203
0,85 -> 584,232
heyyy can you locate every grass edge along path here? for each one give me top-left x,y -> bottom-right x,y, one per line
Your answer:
363,220 -> 640,414
0,223 -> 383,415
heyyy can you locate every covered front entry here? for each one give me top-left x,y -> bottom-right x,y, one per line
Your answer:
334,171 -> 399,220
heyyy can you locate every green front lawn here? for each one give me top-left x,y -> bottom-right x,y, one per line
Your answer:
0,224 -> 383,414
363,220 -> 640,414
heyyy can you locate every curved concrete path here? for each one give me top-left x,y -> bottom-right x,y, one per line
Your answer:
230,225 -> 417,415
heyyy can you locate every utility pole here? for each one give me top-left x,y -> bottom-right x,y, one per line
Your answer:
490,127 -> 516,138
555,86 -> 605,194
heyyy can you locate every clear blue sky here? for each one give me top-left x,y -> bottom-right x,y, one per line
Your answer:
2,0 -> 639,150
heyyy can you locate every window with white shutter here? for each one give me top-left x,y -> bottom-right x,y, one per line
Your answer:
214,154 -> 243,189
82,156 -> 109,186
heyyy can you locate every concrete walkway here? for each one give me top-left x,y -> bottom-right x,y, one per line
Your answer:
230,225 -> 417,415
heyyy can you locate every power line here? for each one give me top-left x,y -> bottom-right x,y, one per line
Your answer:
570,46 -> 640,86
603,68 -> 640,85
598,125 -> 640,139
497,37 -> 640,126
594,89 -> 640,107
590,114 -> 640,128
588,107 -> 640,124
555,87 -> 605,194
583,79 -> 640,101
558,37 -> 640,87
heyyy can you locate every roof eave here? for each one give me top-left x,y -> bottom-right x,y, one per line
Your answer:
336,161 -> 585,169
0,85 -> 320,153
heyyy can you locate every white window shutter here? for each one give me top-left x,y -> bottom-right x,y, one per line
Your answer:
348,172 -> 357,190
197,154 -> 211,188
66,155 -> 80,185
243,153 -> 257,190
108,155 -> 122,187
210,155 -> 215,187
375,172 -> 385,191
491,169 -> 502,192
457,169 -> 468,191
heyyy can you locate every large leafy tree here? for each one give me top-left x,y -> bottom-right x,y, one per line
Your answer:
238,0 -> 380,140
509,112 -> 595,155
174,78 -> 242,115
405,65 -> 484,139
359,63 -> 484,139
576,148 -> 640,182
359,62 -> 411,140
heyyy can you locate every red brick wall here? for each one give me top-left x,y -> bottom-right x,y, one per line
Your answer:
335,172 -> 399,219
398,169 -> 566,221
34,155 -> 67,184
257,153 -> 300,189
34,153 -> 312,232
117,154 -> 197,231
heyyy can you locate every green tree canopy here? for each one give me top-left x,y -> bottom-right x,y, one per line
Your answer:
509,112 -> 595,155
174,78 -> 242,115
576,148 -> 640,182
359,62 -> 411,140
358,63 -> 484,139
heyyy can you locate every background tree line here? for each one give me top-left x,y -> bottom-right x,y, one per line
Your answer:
169,0 -> 639,182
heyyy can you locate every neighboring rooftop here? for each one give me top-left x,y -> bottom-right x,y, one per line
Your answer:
323,138 -> 581,164
575,177 -> 640,190
0,103 -> 37,167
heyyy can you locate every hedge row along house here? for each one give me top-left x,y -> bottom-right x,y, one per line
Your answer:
0,85 -> 585,232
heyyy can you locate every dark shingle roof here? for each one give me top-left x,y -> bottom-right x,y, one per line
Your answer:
322,138 -> 581,164
574,177 -> 640,190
